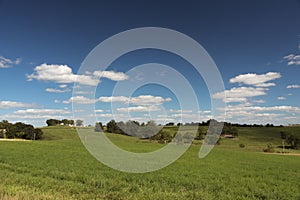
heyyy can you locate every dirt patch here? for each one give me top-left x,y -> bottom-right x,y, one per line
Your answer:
263,152 -> 300,156
0,138 -> 31,142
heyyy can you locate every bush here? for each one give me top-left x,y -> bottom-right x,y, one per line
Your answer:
263,143 -> 275,153
94,122 -> 103,132
239,143 -> 245,148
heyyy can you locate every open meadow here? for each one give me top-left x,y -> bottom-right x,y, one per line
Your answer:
0,126 -> 300,199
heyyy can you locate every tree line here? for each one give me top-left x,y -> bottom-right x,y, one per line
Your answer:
0,120 -> 43,140
94,119 -> 239,144
46,119 -> 85,127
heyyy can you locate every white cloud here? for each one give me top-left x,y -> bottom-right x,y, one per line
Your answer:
93,70 -> 129,81
27,64 -> 129,86
252,99 -> 265,103
54,99 -> 60,103
59,84 -> 68,88
117,106 -> 161,112
0,101 -> 32,109
14,108 -> 71,115
130,95 -> 171,105
212,87 -> 267,103
224,104 -> 300,113
0,56 -> 21,68
287,84 -> 300,89
277,96 -> 286,101
27,64 -> 99,86
283,54 -> 300,65
45,88 -> 71,93
63,96 -> 98,104
95,109 -> 104,113
73,90 -> 92,95
99,95 -> 171,105
229,72 -> 281,87
97,113 -> 126,118
169,109 -> 192,113
99,96 -> 129,103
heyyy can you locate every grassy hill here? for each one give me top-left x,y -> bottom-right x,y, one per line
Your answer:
0,126 -> 299,199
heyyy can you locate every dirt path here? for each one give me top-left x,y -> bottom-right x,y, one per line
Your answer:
263,152 -> 300,156
0,138 -> 31,142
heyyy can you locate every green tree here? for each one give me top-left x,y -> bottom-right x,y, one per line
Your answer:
6,122 -> 43,140
106,120 -> 123,134
287,134 -> 300,149
195,126 -> 205,140
94,122 -> 103,132
46,119 -> 60,126
76,120 -> 83,127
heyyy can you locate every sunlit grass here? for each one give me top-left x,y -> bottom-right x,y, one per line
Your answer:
0,126 -> 299,199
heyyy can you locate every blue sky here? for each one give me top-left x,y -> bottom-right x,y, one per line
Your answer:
0,0 -> 300,126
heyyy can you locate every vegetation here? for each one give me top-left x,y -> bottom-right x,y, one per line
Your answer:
0,126 -> 299,199
94,122 -> 103,132
0,120 -> 42,140
76,120 -> 84,127
46,118 -> 74,126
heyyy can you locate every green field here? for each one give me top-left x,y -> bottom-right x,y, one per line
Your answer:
0,126 -> 300,199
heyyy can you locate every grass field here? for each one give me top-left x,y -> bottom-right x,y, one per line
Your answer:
0,126 -> 300,199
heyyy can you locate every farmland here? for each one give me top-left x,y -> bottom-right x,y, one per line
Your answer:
0,126 -> 300,199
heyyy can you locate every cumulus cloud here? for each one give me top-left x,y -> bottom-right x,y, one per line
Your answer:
224,104 -> 300,113
287,84 -> 300,89
59,84 -> 68,88
169,109 -> 192,113
117,106 -> 161,112
45,88 -> 71,93
0,101 -> 32,109
99,96 -> 129,103
0,55 -> 21,68
130,95 -> 171,105
277,96 -> 286,101
229,72 -> 281,87
99,95 -> 171,105
93,70 -> 129,81
219,103 -> 300,125
3,109 -> 72,125
63,96 -> 98,104
27,64 -> 99,86
14,108 -> 71,115
27,64 -> 129,86
212,87 -> 267,103
283,54 -> 300,65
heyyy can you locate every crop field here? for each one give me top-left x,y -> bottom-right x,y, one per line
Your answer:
0,126 -> 300,199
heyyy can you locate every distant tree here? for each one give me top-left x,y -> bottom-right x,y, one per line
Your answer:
5,122 -> 43,140
195,126 -> 205,140
69,120 -> 74,126
165,122 -> 175,126
221,124 -> 238,137
280,131 -> 287,153
280,131 -> 287,140
61,119 -> 75,126
46,119 -> 60,126
150,130 -> 173,143
94,122 -> 103,132
177,122 -> 183,127
106,120 -> 123,134
286,134 -> 300,149
76,120 -> 83,127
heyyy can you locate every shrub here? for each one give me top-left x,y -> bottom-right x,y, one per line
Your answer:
239,143 -> 245,148
263,143 -> 275,153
